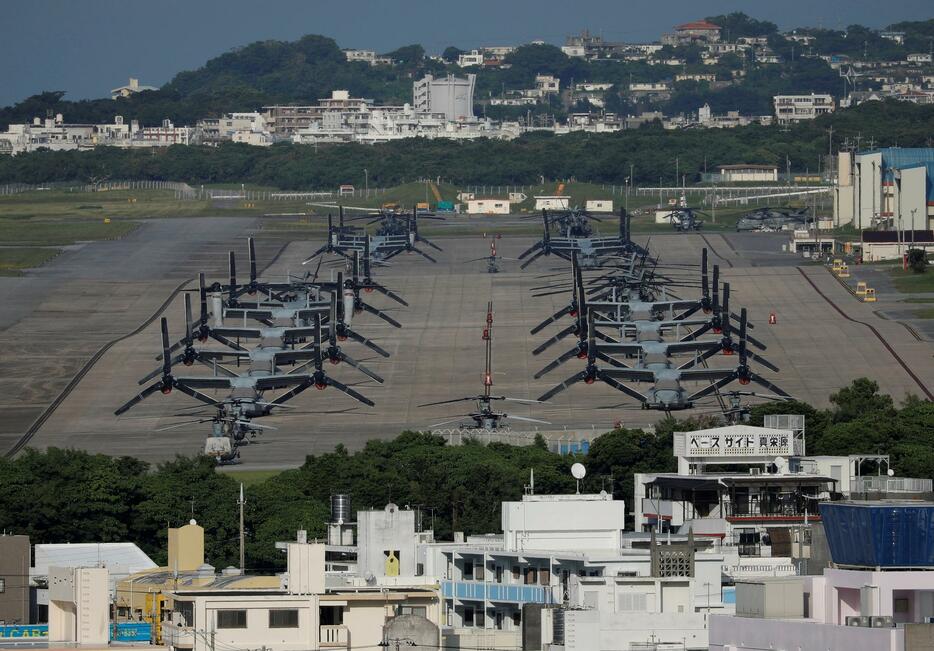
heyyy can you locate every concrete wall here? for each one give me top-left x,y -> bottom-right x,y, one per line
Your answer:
502,494 -> 625,553
357,505 -> 417,578
710,614 -> 903,651
565,607 -> 712,651
898,165 -> 929,231
48,567 -> 109,646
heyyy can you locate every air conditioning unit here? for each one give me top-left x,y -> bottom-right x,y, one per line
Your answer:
924,616 -> 934,624
845,616 -> 871,627
749,468 -> 762,476
870,616 -> 895,628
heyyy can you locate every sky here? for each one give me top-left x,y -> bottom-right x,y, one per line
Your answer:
2,0 -> 932,106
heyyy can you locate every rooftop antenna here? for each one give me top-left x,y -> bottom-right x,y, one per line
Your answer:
571,463 -> 587,494
525,468 -> 535,495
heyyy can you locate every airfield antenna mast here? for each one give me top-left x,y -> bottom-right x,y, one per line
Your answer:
483,301 -> 494,400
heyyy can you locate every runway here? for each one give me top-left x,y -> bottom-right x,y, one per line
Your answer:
3,221 -> 932,468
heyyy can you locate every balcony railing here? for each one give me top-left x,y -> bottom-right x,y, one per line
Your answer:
724,500 -> 817,519
852,476 -> 933,494
320,625 -> 349,649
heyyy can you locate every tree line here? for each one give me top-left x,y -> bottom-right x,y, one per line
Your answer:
0,379 -> 929,572
0,101 -> 932,190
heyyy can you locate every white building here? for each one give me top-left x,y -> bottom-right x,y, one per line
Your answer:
413,74 -> 476,121
834,148 -> 934,231
534,74 -> 560,95
198,112 -> 266,143
716,164 -> 779,183
907,53 -> 933,64
534,196 -> 570,211
110,77 -> 157,100
456,50 -> 485,67
466,199 -> 510,215
773,94 -> 835,124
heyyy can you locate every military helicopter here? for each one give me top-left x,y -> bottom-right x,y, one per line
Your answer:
735,207 -> 809,232
465,234 -> 517,273
538,309 -> 790,412
519,208 -> 644,269
657,197 -> 708,232
418,302 -> 548,430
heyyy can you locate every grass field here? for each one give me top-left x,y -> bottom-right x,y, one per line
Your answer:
0,218 -> 139,245
914,307 -> 934,319
0,247 -> 61,275
889,269 -> 934,294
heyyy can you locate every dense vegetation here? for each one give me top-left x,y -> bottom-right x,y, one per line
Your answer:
0,379 -> 929,571
2,17 -> 931,129
1,100 -> 931,189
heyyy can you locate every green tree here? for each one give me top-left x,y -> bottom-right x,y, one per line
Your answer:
829,378 -> 896,423
906,248 -> 927,273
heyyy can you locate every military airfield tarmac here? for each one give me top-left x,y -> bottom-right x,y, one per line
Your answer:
1,216 -> 932,468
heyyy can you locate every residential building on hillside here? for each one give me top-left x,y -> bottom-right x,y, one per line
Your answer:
456,50 -> 485,67
663,20 -> 722,45
413,74 -> 476,120
773,93 -> 835,124
110,77 -> 157,100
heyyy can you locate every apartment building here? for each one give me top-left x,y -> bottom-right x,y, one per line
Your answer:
773,93 -> 835,124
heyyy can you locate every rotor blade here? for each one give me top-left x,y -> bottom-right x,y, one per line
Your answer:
301,245 -> 330,265
538,370 -> 588,402
326,376 -> 375,407
114,381 -> 164,416
530,305 -> 572,335
337,351 -> 385,384
531,323 -> 576,356
534,347 -> 581,379
686,373 -> 738,402
343,327 -> 391,357
520,249 -> 546,269
747,351 -> 780,373
505,414 -> 551,425
747,372 -> 792,398
417,396 -> 477,407
410,247 -> 437,263
370,283 -> 408,306
598,373 -> 649,403
360,302 -> 402,328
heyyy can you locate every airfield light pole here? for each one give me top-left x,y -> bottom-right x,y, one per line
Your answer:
238,483 -> 245,572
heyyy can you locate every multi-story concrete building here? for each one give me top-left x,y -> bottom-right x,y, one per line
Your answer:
710,501 -> 934,651
412,74 -> 476,121
773,93 -> 835,124
834,147 -> 934,233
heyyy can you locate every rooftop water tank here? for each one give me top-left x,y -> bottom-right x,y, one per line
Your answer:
331,494 -> 352,525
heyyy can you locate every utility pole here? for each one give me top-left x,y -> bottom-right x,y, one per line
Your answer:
238,483 -> 245,572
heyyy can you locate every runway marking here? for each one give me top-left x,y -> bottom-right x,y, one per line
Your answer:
796,267 -> 933,400
5,278 -> 195,458
700,234 -> 734,268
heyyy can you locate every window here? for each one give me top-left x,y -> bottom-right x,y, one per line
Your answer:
320,606 -> 343,626
175,601 -> 194,627
0,578 -> 5,593
495,566 -> 503,583
476,609 -> 485,628
463,562 -> 474,580
525,568 -> 538,585
512,611 -> 521,627
216,610 -> 247,629
463,607 -> 474,627
269,609 -> 299,628
400,606 -> 427,618
512,566 -> 521,581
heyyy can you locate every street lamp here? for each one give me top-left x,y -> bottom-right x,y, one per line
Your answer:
363,168 -> 368,197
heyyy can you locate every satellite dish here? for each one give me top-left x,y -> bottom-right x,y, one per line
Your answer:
887,469 -> 895,477
571,463 -> 587,480
774,457 -> 788,473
